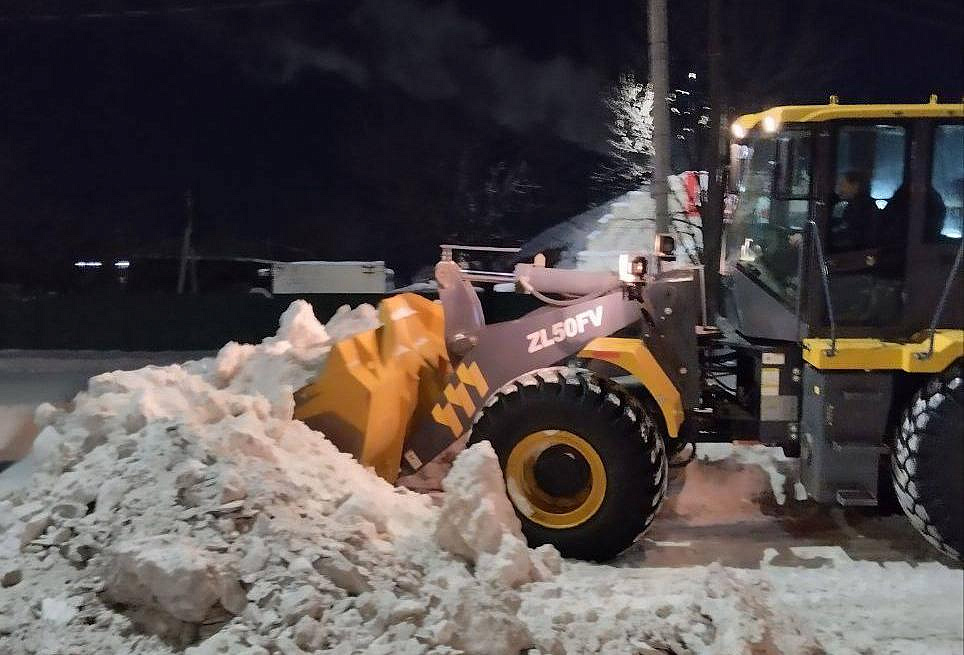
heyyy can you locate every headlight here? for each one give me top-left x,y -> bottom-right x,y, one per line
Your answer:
731,122 -> 747,139
762,115 -> 780,133
618,253 -> 648,282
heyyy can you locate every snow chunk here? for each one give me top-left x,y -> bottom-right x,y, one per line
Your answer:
41,596 -> 78,625
274,299 -> 329,351
101,536 -> 236,622
323,303 -> 380,343
436,442 -> 559,590
436,441 -> 524,562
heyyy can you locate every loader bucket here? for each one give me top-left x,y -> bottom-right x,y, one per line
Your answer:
293,293 -> 450,482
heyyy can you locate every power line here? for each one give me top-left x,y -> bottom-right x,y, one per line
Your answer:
0,0 -> 323,22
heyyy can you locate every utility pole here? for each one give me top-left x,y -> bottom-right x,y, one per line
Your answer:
647,0 -> 671,233
177,189 -> 194,295
701,0 -> 725,319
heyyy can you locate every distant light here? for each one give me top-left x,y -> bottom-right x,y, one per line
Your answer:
731,122 -> 747,139
114,260 -> 130,269
762,115 -> 780,133
688,72 -> 697,79
74,261 -> 103,268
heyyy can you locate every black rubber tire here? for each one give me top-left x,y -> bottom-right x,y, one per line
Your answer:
468,368 -> 667,561
891,363 -> 963,560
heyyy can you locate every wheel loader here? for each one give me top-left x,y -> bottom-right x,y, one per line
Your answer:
295,98 -> 964,562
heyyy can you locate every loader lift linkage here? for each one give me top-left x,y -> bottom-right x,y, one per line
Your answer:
296,98 -> 964,562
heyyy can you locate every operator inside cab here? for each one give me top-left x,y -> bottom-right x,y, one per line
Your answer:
829,170 -> 876,252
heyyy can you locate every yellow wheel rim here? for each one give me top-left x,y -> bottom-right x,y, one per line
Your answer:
505,430 -> 607,529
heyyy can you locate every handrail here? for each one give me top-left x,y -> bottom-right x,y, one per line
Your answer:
794,228 -> 807,343
458,270 -> 517,284
808,219 -> 838,357
917,236 -> 964,360
440,244 -> 522,283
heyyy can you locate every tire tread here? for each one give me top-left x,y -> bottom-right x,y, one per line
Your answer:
892,364 -> 962,560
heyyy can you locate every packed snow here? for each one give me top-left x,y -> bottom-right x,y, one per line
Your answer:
1,301 -> 961,654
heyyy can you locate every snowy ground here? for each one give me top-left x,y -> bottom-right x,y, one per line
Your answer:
406,442 -> 964,654
0,303 -> 961,655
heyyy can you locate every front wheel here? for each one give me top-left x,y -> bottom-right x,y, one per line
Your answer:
468,368 -> 667,561
892,364 -> 963,560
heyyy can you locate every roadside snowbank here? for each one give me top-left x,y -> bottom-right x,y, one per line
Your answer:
1,300 -> 961,655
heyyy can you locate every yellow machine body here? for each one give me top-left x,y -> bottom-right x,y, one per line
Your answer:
293,293 -> 450,482
733,97 -> 964,134
803,330 -> 964,373
578,337 -> 685,438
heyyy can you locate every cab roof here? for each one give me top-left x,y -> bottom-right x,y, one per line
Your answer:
733,96 -> 964,134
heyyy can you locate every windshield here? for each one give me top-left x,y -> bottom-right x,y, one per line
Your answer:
724,131 -> 810,306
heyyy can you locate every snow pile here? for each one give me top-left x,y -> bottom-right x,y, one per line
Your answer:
1,299 -> 961,655
521,561 -> 808,654
0,300 -> 554,655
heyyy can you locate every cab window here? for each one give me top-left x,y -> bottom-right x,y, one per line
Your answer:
927,123 -> 963,241
725,130 -> 810,307
829,125 -> 906,253
826,124 -> 908,327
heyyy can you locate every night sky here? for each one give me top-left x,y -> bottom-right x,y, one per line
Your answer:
1,0 -> 961,285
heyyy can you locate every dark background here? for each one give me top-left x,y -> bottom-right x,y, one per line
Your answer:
1,0 -> 962,287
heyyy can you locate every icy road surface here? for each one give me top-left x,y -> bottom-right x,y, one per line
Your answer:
627,443 -> 953,568
0,350 -> 209,462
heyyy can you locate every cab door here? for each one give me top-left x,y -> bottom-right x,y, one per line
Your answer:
819,122 -> 911,330
901,119 -> 964,332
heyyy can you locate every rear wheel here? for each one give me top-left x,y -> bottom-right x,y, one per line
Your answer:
468,368 -> 667,561
891,364 -> 963,560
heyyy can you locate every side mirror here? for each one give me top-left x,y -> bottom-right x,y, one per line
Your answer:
655,233 -> 676,261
